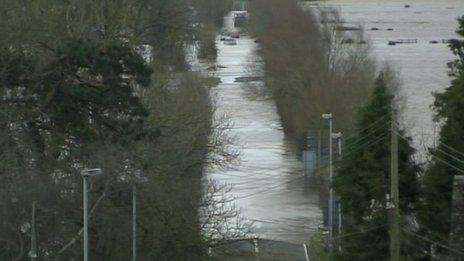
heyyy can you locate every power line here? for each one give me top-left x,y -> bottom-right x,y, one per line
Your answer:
344,118 -> 391,151
354,110 -> 392,135
213,169 -> 287,180
343,122 -> 391,152
419,224 -> 452,247
393,129 -> 464,174
342,130 -> 390,158
211,164 -> 302,180
235,159 -> 338,200
430,154 -> 464,174
247,218 -> 313,230
392,122 -> 464,163
333,225 -> 386,240
235,175 -> 306,199
439,142 -> 464,158
432,147 -> 464,166
401,228 -> 464,257
440,142 -> 464,158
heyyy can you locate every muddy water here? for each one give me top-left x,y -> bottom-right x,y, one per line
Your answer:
199,12 -> 323,244
310,0 -> 464,158
195,0 -> 462,244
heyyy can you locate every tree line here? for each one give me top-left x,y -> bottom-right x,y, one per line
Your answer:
0,0 -> 236,260
248,0 -> 376,146
333,20 -> 464,257
248,0 -> 464,259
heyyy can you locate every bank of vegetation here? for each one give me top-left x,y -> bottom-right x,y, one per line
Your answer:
250,0 -> 464,259
419,16 -> 464,259
193,0 -> 233,59
0,0 -> 236,260
248,0 -> 376,144
333,16 -> 464,261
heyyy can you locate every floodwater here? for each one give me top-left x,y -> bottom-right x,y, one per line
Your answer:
200,12 -> 323,244
310,0 -> 464,159
195,0 -> 463,245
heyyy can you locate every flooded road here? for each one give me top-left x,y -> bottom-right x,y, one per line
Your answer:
202,12 -> 323,244
195,0 -> 463,244
310,0 -> 464,158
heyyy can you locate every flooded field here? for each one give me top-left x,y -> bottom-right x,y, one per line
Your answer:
310,0 -> 464,158
196,0 -> 464,245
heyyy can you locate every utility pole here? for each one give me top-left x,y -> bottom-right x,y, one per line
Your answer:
337,135 -> 342,238
28,201 -> 38,260
390,112 -> 400,261
132,170 -> 148,261
83,175 -> 89,261
132,183 -> 137,261
81,168 -> 102,261
322,113 -> 334,249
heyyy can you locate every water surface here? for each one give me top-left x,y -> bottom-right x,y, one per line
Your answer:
203,12 -> 323,244
311,0 -> 464,158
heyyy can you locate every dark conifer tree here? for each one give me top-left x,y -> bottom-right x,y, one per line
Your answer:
420,16 -> 464,246
333,74 -> 420,260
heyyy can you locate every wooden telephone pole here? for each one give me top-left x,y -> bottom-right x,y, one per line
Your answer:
390,111 -> 400,261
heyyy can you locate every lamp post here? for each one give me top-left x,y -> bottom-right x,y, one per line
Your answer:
28,201 -> 38,260
132,170 -> 148,261
81,168 -> 102,261
322,113 -> 334,247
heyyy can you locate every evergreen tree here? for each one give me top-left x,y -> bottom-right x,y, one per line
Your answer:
333,74 -> 420,260
0,37 -> 154,259
420,16 -> 464,244
0,37 -> 153,162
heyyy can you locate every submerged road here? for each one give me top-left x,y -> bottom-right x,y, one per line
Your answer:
201,12 -> 323,244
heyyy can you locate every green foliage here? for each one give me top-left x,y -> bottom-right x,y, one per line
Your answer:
192,0 -> 232,59
308,231 -> 332,261
420,16 -> 464,243
140,0 -> 194,68
192,0 -> 232,28
0,1 -> 220,259
1,37 -> 152,146
333,75 -> 420,260
0,35 -> 155,259
0,0 -> 239,259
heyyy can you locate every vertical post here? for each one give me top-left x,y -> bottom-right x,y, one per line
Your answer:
317,130 -> 322,171
328,117 -> 333,248
390,112 -> 400,261
337,135 -> 342,250
83,176 -> 89,261
132,183 -> 137,261
80,168 -> 101,261
253,238 -> 260,261
29,201 -> 38,260
322,113 -> 334,250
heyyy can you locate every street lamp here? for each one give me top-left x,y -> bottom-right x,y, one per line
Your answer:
322,113 -> 334,247
28,201 -> 38,261
81,168 -> 102,261
132,170 -> 148,261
